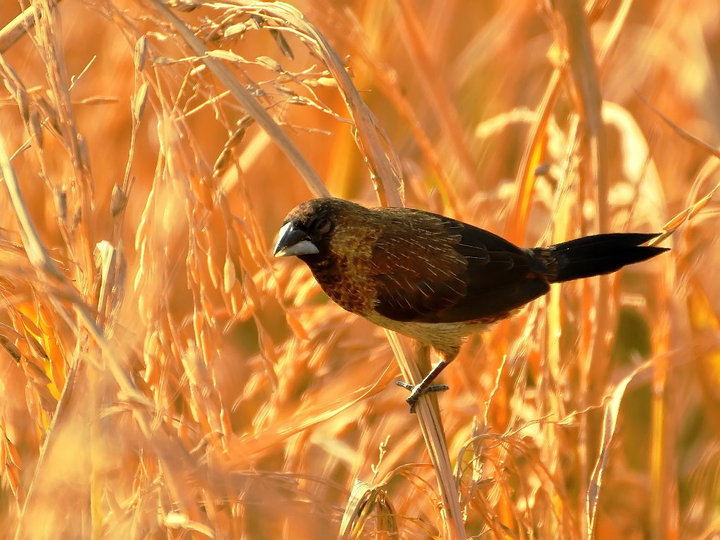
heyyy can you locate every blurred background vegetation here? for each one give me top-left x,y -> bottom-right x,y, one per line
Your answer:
0,0 -> 719,538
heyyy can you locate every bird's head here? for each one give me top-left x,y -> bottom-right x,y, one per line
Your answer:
274,198 -> 360,261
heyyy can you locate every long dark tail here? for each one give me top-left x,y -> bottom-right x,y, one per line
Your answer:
531,233 -> 668,283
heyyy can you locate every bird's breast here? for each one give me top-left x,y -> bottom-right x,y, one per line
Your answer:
309,257 -> 376,315
306,225 -> 380,316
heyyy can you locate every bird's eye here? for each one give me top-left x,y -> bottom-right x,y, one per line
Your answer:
314,218 -> 332,235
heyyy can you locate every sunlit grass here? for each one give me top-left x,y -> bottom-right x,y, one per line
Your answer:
0,0 -> 718,538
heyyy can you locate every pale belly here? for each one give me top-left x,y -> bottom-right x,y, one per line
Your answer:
364,310 -> 489,358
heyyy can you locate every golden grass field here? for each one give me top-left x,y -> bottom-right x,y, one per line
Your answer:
1,0 -> 719,538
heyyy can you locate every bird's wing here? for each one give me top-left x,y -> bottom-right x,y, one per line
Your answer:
369,209 -> 550,323
370,230 -> 469,322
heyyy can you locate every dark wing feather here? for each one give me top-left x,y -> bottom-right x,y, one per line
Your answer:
370,209 -> 550,323
370,210 -> 468,321
447,221 -> 550,321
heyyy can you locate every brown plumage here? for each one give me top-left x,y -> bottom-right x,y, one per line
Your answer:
274,197 -> 668,412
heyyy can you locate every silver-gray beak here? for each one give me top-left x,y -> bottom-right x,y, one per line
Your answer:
273,221 -> 320,257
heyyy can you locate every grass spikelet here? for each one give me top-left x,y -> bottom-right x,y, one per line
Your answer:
0,1 -> 718,538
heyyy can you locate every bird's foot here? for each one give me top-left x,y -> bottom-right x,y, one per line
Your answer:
396,381 -> 449,413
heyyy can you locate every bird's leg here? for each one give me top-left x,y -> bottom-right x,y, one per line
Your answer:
396,361 -> 450,412
397,348 -> 457,413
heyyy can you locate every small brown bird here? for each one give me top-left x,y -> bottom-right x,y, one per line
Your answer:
274,197 -> 668,412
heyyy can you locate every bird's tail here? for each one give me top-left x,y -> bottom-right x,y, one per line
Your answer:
532,233 -> 668,283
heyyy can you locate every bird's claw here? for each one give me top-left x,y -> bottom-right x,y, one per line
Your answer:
396,380 -> 449,413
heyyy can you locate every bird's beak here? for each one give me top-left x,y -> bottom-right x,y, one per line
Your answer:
273,221 -> 320,257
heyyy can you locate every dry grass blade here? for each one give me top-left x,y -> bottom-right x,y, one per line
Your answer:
0,0 -> 715,537
0,139 -> 60,279
0,136 -> 169,539
637,92 -> 720,161
555,0 -> 608,231
653,183 -> 719,246
0,1 -> 51,54
587,359 -> 655,538
233,1 -> 404,205
0,139 -> 149,410
395,0 -> 477,193
386,334 -> 466,539
503,68 -> 564,243
340,479 -> 398,539
149,0 -> 329,198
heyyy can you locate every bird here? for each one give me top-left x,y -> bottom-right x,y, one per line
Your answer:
273,197 -> 668,412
